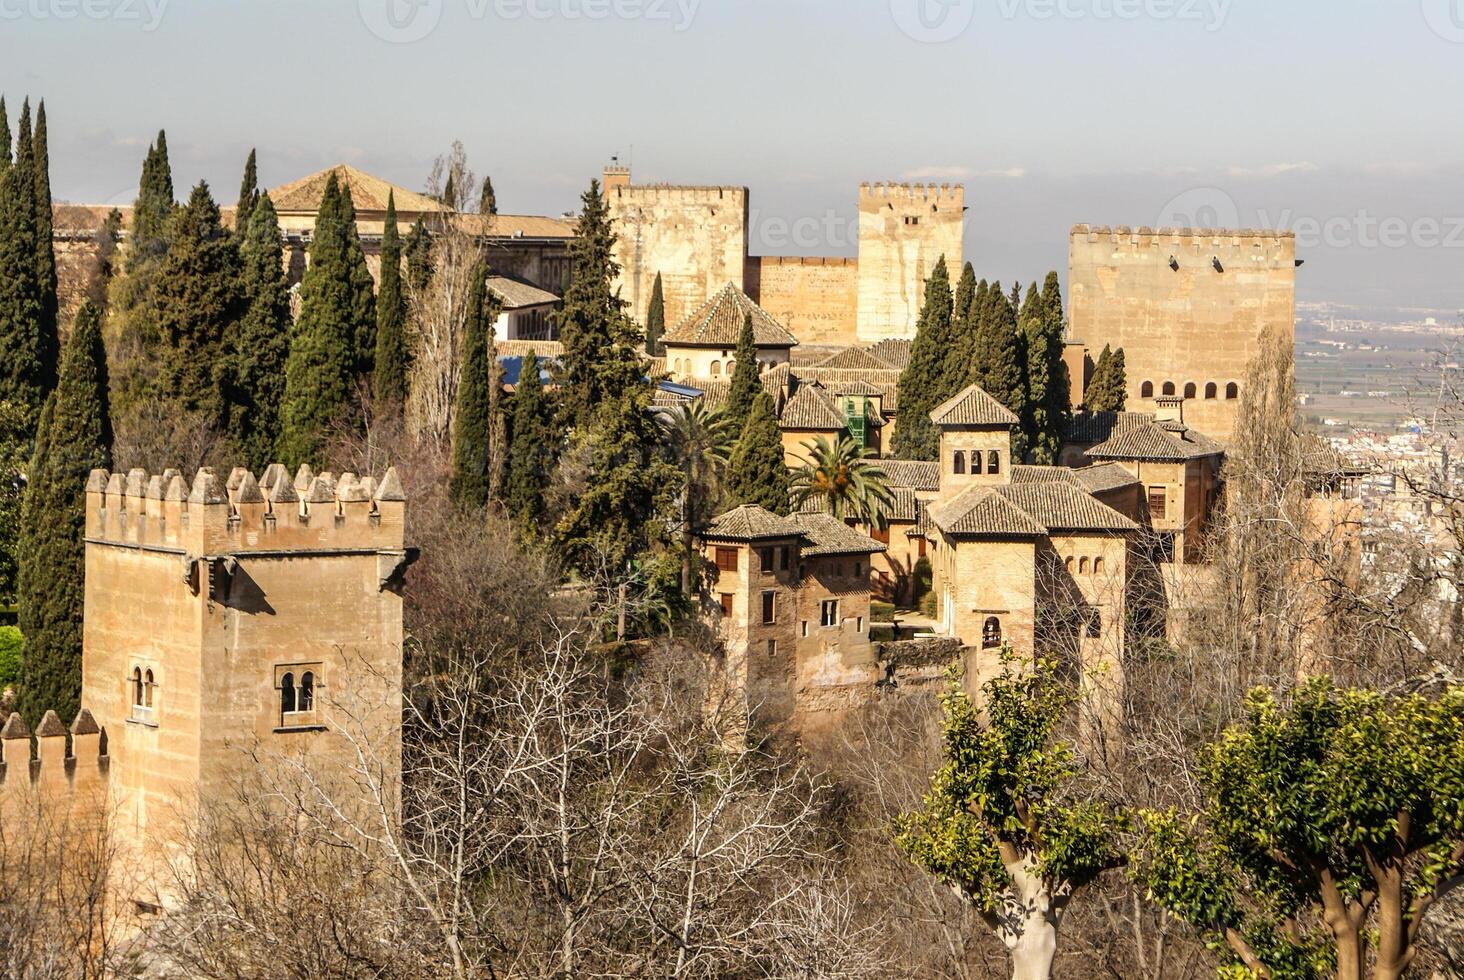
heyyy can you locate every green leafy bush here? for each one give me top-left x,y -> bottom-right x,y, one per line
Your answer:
0,626 -> 22,690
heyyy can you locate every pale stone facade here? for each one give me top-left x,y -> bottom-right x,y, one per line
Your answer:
854,182 -> 966,343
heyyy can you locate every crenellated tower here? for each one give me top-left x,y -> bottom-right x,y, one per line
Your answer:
855,181 -> 966,343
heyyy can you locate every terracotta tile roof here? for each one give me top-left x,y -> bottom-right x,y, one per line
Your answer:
993,483 -> 1138,533
909,498 -> 935,538
828,378 -> 884,397
1064,410 -> 1151,445
879,459 -> 941,492
496,339 -> 564,359
929,385 -> 1020,428
1087,420 -> 1225,462
928,485 -> 1048,539
786,513 -> 887,556
866,338 -> 914,370
269,164 -> 449,216
761,363 -> 793,392
779,384 -> 845,430
816,347 -> 893,371
705,505 -> 801,541
790,344 -> 849,367
662,283 -> 798,348
485,276 -> 559,309
798,368 -> 901,411
1073,462 -> 1141,494
451,212 -> 576,239
1010,464 -> 1088,489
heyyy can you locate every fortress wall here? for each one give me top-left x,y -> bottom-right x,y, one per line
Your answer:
1068,225 -> 1297,441
856,182 -> 965,343
606,184 -> 749,327
745,255 -> 859,346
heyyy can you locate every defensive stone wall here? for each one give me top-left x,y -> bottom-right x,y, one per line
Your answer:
746,255 -> 860,346
856,182 -> 965,343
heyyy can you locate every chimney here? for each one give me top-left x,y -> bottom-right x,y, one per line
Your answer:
1153,395 -> 1185,425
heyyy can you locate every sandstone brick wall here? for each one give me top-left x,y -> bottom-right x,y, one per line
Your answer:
856,183 -> 965,343
607,184 -> 749,327
746,256 -> 859,346
1068,226 -> 1296,441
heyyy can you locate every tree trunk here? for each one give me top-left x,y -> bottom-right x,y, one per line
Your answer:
992,853 -> 1062,980
1005,912 -> 1058,980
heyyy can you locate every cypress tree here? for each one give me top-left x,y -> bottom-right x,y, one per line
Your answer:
16,301 -> 112,727
32,101 -> 56,385
479,176 -> 497,215
0,102 -> 47,431
235,148 -> 259,237
373,192 -> 409,406
404,216 -> 432,294
554,179 -> 630,429
893,255 -> 953,461
449,265 -> 498,511
129,130 -> 175,265
723,312 -> 762,431
1020,281 -> 1069,465
278,174 -> 365,464
969,279 -> 1025,420
152,181 -> 243,427
1084,345 -> 1127,412
231,192 -> 291,469
645,271 -> 665,357
0,97 -> 8,173
505,350 -> 554,536
724,390 -> 790,515
950,262 -> 976,346
336,180 -> 377,377
1041,270 -> 1065,335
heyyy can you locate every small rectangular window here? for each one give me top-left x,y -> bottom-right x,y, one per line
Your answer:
778,546 -> 790,571
720,593 -> 734,616
715,547 -> 739,572
1147,487 -> 1167,521
761,590 -> 776,624
760,547 -> 775,573
821,599 -> 839,628
765,638 -> 776,657
856,616 -> 864,633
918,537 -> 927,558
801,620 -> 809,637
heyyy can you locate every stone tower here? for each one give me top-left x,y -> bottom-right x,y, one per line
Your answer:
855,182 -> 965,343
80,463 -> 411,905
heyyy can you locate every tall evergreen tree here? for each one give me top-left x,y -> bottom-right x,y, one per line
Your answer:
128,130 -> 175,265
279,174 -> 367,464
404,216 -> 432,294
0,97 -> 8,173
722,312 -> 762,431
16,301 -> 112,727
724,391 -> 790,515
645,271 -> 665,357
235,148 -> 259,237
479,176 -> 497,215
336,180 -> 377,377
31,100 -> 56,385
949,261 -> 976,361
893,256 -> 953,461
449,265 -> 498,511
440,172 -> 455,209
231,192 -> 291,469
969,280 -> 1027,458
1041,270 -> 1065,336
505,350 -> 555,537
373,192 -> 409,406
152,181 -> 244,427
1083,345 -> 1127,412
554,179 -> 631,430
1020,280 -> 1070,465
0,101 -> 48,431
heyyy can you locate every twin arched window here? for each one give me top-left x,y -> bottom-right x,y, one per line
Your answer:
280,671 -> 315,716
982,617 -> 1002,650
131,666 -> 156,721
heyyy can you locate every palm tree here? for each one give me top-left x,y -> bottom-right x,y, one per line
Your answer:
660,399 -> 737,593
791,435 -> 896,529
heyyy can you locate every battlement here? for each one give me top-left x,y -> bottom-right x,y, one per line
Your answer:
756,255 -> 859,269
858,181 -> 965,205
84,464 -> 408,556
1071,224 -> 1296,243
609,183 -> 748,203
0,709 -> 108,797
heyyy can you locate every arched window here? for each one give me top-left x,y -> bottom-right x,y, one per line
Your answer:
953,450 -> 965,475
1079,557 -> 1090,574
1093,557 -> 1105,575
973,451 -> 984,475
281,672 -> 296,714
1140,381 -> 1154,399
143,669 -> 155,708
1064,556 -> 1074,574
987,450 -> 1000,475
1205,382 -> 1218,399
982,616 -> 1002,650
1225,382 -> 1239,400
1162,381 -> 1176,397
299,672 -> 315,712
709,361 -> 721,377
131,667 -> 143,707
1184,382 -> 1197,399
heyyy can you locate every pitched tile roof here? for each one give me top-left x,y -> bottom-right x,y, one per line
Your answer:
879,459 -> 941,492
662,283 -> 799,348
705,505 -> 802,541
779,384 -> 845,430
1086,420 -> 1225,462
270,164 -> 449,215
1010,464 -> 1088,489
786,513 -> 888,556
800,368 -> 901,411
451,212 -> 577,239
1064,410 -> 1151,445
790,344 -> 849,367
867,338 -> 914,370
1073,462 -> 1141,494
828,378 -> 884,397
485,276 -> 559,309
496,339 -> 564,359
928,485 -> 1048,539
816,347 -> 894,371
929,384 -> 1020,428
993,484 -> 1138,533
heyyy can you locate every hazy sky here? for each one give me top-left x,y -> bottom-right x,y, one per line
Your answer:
4,0 -> 1463,313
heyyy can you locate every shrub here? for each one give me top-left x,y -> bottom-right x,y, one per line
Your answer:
0,625 -> 22,690
871,601 -> 896,621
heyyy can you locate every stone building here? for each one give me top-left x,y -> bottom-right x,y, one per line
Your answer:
0,463 -> 412,914
1067,224 -> 1298,441
661,282 -> 798,383
605,166 -> 964,345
